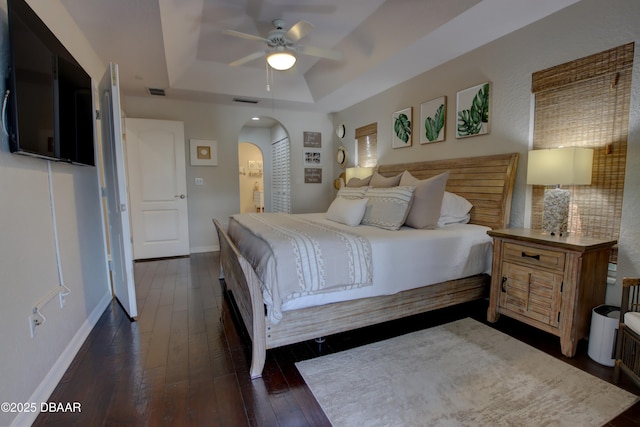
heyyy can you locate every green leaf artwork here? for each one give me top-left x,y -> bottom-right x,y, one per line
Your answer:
424,104 -> 445,142
394,113 -> 411,144
457,82 -> 490,138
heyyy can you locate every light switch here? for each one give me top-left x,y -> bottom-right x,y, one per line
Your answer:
195,177 -> 204,185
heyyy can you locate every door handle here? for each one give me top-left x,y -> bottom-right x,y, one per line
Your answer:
175,194 -> 186,199
501,277 -> 508,292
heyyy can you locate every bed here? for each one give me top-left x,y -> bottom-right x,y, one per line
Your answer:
214,152 -> 519,379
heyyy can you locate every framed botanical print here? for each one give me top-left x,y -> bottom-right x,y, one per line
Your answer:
456,82 -> 491,138
392,107 -> 412,148
420,97 -> 446,144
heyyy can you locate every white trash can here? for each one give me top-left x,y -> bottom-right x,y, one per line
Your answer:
587,305 -> 620,367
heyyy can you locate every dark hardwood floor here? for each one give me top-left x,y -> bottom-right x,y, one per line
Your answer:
33,252 -> 639,426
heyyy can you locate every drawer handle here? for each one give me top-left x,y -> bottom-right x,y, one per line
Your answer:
521,251 -> 540,260
501,277 -> 507,292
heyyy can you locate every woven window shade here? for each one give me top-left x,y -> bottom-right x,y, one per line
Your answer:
531,43 -> 634,261
355,122 -> 378,168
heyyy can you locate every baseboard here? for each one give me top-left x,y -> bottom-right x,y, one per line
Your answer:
11,292 -> 112,427
190,245 -> 219,254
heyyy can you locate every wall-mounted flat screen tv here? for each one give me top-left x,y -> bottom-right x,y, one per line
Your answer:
6,0 -> 95,166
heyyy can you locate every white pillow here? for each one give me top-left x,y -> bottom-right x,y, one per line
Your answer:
438,192 -> 473,226
438,213 -> 471,227
361,186 -> 415,231
326,197 -> 368,226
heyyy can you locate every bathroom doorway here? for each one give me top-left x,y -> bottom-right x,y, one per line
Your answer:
238,142 -> 264,213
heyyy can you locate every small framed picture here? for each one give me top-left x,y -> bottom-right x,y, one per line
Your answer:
303,149 -> 322,166
190,139 -> 218,166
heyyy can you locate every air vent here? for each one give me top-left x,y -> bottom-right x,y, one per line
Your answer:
233,97 -> 259,104
147,88 -> 166,96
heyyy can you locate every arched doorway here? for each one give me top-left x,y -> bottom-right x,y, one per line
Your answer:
238,116 -> 291,213
238,142 -> 264,213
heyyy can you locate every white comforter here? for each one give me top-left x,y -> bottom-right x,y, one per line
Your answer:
228,213 -> 493,324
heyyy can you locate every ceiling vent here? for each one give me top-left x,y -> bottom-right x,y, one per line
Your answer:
233,97 -> 259,104
147,88 -> 166,96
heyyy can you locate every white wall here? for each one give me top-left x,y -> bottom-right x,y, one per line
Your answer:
0,1 -> 110,426
121,96 -> 335,252
332,0 -> 640,306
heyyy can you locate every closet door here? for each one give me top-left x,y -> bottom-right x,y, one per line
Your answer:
271,137 -> 291,213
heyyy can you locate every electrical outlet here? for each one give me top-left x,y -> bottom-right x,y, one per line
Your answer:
29,315 -> 37,338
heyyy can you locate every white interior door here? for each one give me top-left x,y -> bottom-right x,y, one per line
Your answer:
124,118 -> 190,260
99,63 -> 137,319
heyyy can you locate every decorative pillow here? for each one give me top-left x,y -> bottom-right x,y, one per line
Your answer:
399,171 -> 449,229
336,187 -> 368,200
438,213 -> 471,227
346,175 -> 372,187
369,171 -> 402,188
361,186 -> 415,231
326,197 -> 368,226
441,191 -> 473,217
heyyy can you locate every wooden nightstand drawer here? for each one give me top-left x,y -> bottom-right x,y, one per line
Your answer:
503,242 -> 565,271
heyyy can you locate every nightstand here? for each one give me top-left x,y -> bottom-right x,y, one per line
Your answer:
487,228 -> 616,357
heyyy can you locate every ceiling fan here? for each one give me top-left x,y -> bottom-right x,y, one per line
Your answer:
223,19 -> 342,70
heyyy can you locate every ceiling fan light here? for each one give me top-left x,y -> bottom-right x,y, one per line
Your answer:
267,51 -> 296,70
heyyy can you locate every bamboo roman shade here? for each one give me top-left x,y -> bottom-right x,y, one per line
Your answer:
530,43 -> 634,258
355,123 -> 378,168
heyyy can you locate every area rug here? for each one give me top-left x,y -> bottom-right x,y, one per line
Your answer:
296,318 -> 638,427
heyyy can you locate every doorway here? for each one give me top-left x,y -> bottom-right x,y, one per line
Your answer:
238,116 -> 291,214
238,142 -> 264,213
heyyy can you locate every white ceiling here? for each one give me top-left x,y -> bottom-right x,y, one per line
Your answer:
59,0 -> 580,113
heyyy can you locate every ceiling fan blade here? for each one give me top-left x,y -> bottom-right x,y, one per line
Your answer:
298,45 -> 342,61
222,29 -> 270,43
284,20 -> 314,42
229,51 -> 266,67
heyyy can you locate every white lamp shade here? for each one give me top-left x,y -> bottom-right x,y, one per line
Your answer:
526,147 -> 593,186
345,167 -> 373,183
267,50 -> 296,70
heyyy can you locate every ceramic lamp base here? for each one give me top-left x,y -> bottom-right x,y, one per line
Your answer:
542,187 -> 570,235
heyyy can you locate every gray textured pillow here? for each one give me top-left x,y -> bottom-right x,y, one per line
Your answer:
369,171 -> 402,188
361,186 -> 415,230
346,175 -> 372,187
399,171 -> 449,229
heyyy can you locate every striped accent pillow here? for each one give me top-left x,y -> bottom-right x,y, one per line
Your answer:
361,186 -> 415,230
336,187 -> 368,200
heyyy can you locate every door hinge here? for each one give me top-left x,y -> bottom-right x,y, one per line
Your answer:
108,259 -> 113,271
96,109 -> 101,120
560,281 -> 564,293
557,312 -> 561,323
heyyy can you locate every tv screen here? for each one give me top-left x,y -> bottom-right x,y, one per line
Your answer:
6,0 -> 95,166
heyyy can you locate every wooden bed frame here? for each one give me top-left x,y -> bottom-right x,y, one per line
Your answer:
214,152 -> 519,379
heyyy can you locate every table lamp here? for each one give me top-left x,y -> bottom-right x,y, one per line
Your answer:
527,147 -> 593,236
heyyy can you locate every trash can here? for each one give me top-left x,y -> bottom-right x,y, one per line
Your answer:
587,305 -> 620,367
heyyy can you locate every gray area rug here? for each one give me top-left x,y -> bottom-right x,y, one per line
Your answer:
296,318 -> 638,427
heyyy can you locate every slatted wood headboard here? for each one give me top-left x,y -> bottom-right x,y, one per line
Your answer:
377,152 -> 519,229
